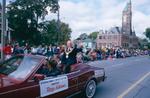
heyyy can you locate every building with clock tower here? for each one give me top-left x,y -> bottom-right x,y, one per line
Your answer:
97,0 -> 139,49
122,0 -> 138,48
122,0 -> 132,35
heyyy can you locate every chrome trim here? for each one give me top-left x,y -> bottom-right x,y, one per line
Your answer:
66,91 -> 82,98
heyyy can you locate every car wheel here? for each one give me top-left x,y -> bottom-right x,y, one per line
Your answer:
85,80 -> 96,98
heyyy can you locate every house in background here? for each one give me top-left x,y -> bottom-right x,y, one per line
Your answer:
74,33 -> 96,52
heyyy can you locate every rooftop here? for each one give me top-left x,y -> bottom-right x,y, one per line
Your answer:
99,26 -> 122,35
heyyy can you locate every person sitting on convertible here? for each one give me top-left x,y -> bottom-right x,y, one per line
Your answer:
61,40 -> 82,73
37,59 -> 61,77
46,59 -> 61,77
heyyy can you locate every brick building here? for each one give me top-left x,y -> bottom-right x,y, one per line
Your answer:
97,0 -> 139,49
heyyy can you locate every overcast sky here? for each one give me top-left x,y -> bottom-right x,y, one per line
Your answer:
46,0 -> 150,39
3,0 -> 150,39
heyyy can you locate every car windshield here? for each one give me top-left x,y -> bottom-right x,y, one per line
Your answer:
0,55 -> 42,80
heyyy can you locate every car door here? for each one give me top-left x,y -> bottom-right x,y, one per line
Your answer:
19,71 -> 80,98
12,71 -> 80,98
41,70 -> 80,98
12,60 -> 80,98
0,79 -> 40,98
18,80 -> 40,98
65,70 -> 80,97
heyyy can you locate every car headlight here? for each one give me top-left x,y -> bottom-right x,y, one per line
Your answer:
94,69 -> 104,77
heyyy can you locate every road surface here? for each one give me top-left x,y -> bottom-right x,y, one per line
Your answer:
89,55 -> 150,98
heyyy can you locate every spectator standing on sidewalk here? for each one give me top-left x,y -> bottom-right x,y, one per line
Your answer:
46,45 -> 54,60
31,45 -> 38,55
24,43 -> 31,54
4,43 -> 12,60
96,49 -> 102,60
76,43 -> 84,63
13,43 -> 20,55
37,45 -> 43,55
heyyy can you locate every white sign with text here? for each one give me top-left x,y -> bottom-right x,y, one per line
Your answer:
39,76 -> 68,97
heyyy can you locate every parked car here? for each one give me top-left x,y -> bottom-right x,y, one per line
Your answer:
0,55 -> 106,98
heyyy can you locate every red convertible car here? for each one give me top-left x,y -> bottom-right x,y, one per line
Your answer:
0,55 -> 106,98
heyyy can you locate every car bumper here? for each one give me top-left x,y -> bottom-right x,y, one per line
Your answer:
96,75 -> 106,84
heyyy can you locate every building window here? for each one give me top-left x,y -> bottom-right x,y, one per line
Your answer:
99,36 -> 102,39
114,36 -> 117,39
130,39 -> 132,43
103,36 -> 106,39
99,43 -> 101,47
108,36 -> 111,39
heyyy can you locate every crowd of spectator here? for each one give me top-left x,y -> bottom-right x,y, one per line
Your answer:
2,42 -> 150,62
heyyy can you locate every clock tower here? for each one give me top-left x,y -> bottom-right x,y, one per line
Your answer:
122,0 -> 132,36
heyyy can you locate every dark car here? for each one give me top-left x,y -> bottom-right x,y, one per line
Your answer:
0,55 -> 106,98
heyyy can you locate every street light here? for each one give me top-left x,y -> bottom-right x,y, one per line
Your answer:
1,0 -> 6,61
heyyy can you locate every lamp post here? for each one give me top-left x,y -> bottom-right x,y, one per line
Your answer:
1,0 -> 6,61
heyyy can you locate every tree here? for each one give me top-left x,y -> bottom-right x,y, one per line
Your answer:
7,0 -> 59,44
39,20 -> 71,45
60,22 -> 72,44
145,28 -> 150,40
88,31 -> 99,40
138,38 -> 149,49
79,33 -> 88,40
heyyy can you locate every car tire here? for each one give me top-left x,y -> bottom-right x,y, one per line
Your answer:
84,79 -> 96,98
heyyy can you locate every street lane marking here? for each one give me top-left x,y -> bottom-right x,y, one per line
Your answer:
117,72 -> 150,98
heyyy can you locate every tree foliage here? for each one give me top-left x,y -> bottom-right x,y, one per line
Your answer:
77,31 -> 99,40
7,0 -> 59,44
88,31 -> 99,40
138,38 -> 149,49
79,33 -> 88,40
145,28 -> 150,40
39,20 -> 71,45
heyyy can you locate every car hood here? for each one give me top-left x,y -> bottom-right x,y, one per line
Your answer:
0,74 -> 19,88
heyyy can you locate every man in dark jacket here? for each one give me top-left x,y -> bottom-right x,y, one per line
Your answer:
61,40 -> 81,73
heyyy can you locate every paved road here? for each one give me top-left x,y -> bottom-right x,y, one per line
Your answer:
88,55 -> 150,98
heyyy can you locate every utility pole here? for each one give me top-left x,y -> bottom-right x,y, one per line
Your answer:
1,0 -> 6,61
57,4 -> 60,45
